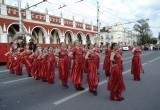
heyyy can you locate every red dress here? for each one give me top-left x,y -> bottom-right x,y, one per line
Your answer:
23,50 -> 32,76
94,48 -> 100,70
118,49 -> 124,72
83,49 -> 88,73
40,54 -> 48,81
71,47 -> 84,89
13,52 -> 23,75
131,49 -> 144,80
58,49 -> 70,86
31,52 -> 40,80
87,51 -> 99,92
108,52 -> 125,100
6,52 -> 15,74
103,49 -> 111,76
47,52 -> 55,84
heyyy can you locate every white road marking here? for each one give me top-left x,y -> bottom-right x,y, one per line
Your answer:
123,61 -> 132,64
141,52 -> 152,56
0,70 -> 10,73
123,57 -> 132,60
123,53 -> 132,56
0,68 -> 26,73
142,63 -> 148,66
2,72 -> 58,84
148,57 -> 160,63
3,77 -> 33,84
53,56 -> 159,106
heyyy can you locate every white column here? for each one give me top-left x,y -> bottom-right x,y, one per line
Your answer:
72,16 -> 75,28
0,5 -> 7,15
72,36 -> 76,42
60,37 -> 64,43
83,39 -> 86,45
45,36 -> 50,44
82,20 -> 85,29
91,37 -> 94,44
46,15 -> 50,23
61,13 -> 64,26
1,33 -> 8,43
90,21 -> 93,31
45,8 -> 49,23
26,10 -> 31,20
73,21 -> 76,28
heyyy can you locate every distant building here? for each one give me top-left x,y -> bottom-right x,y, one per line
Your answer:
100,23 -> 137,46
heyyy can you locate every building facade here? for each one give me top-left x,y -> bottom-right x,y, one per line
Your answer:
100,24 -> 137,46
0,0 -> 98,44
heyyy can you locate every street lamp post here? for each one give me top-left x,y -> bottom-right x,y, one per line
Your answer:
18,0 -> 22,32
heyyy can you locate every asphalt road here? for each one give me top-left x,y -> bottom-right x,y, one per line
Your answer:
0,50 -> 160,110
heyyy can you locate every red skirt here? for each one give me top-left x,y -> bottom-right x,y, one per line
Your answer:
67,57 -> 72,68
96,57 -> 100,69
6,56 -> 15,74
13,57 -> 23,75
83,59 -> 88,73
58,59 -> 70,81
103,56 -> 111,73
32,59 -> 41,79
40,59 -> 48,81
108,65 -> 125,93
131,56 -> 144,75
71,61 -> 83,85
87,61 -> 99,89
47,58 -> 55,84
24,57 -> 32,74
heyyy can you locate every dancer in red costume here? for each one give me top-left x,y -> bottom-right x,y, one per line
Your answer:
39,48 -> 49,82
85,43 -> 100,95
30,46 -> 42,80
103,43 -> 111,77
5,39 -> 21,74
5,47 -> 15,74
47,47 -> 56,84
20,44 -> 32,77
131,42 -> 144,81
13,48 -> 23,75
83,45 -> 89,73
93,43 -> 100,74
55,42 -> 70,88
69,40 -> 85,91
108,43 -> 125,101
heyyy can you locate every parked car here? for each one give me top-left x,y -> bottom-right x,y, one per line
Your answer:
122,45 -> 129,51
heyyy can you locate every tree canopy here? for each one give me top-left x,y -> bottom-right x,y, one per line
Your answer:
133,19 -> 153,45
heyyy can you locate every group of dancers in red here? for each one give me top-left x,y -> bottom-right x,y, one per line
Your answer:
5,39 -> 144,101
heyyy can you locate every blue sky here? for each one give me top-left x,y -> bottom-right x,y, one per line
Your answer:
5,0 -> 160,37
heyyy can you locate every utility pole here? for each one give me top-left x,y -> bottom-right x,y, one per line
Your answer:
18,0 -> 22,32
97,1 -> 100,46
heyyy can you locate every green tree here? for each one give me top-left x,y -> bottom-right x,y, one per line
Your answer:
133,19 -> 152,45
150,38 -> 158,44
